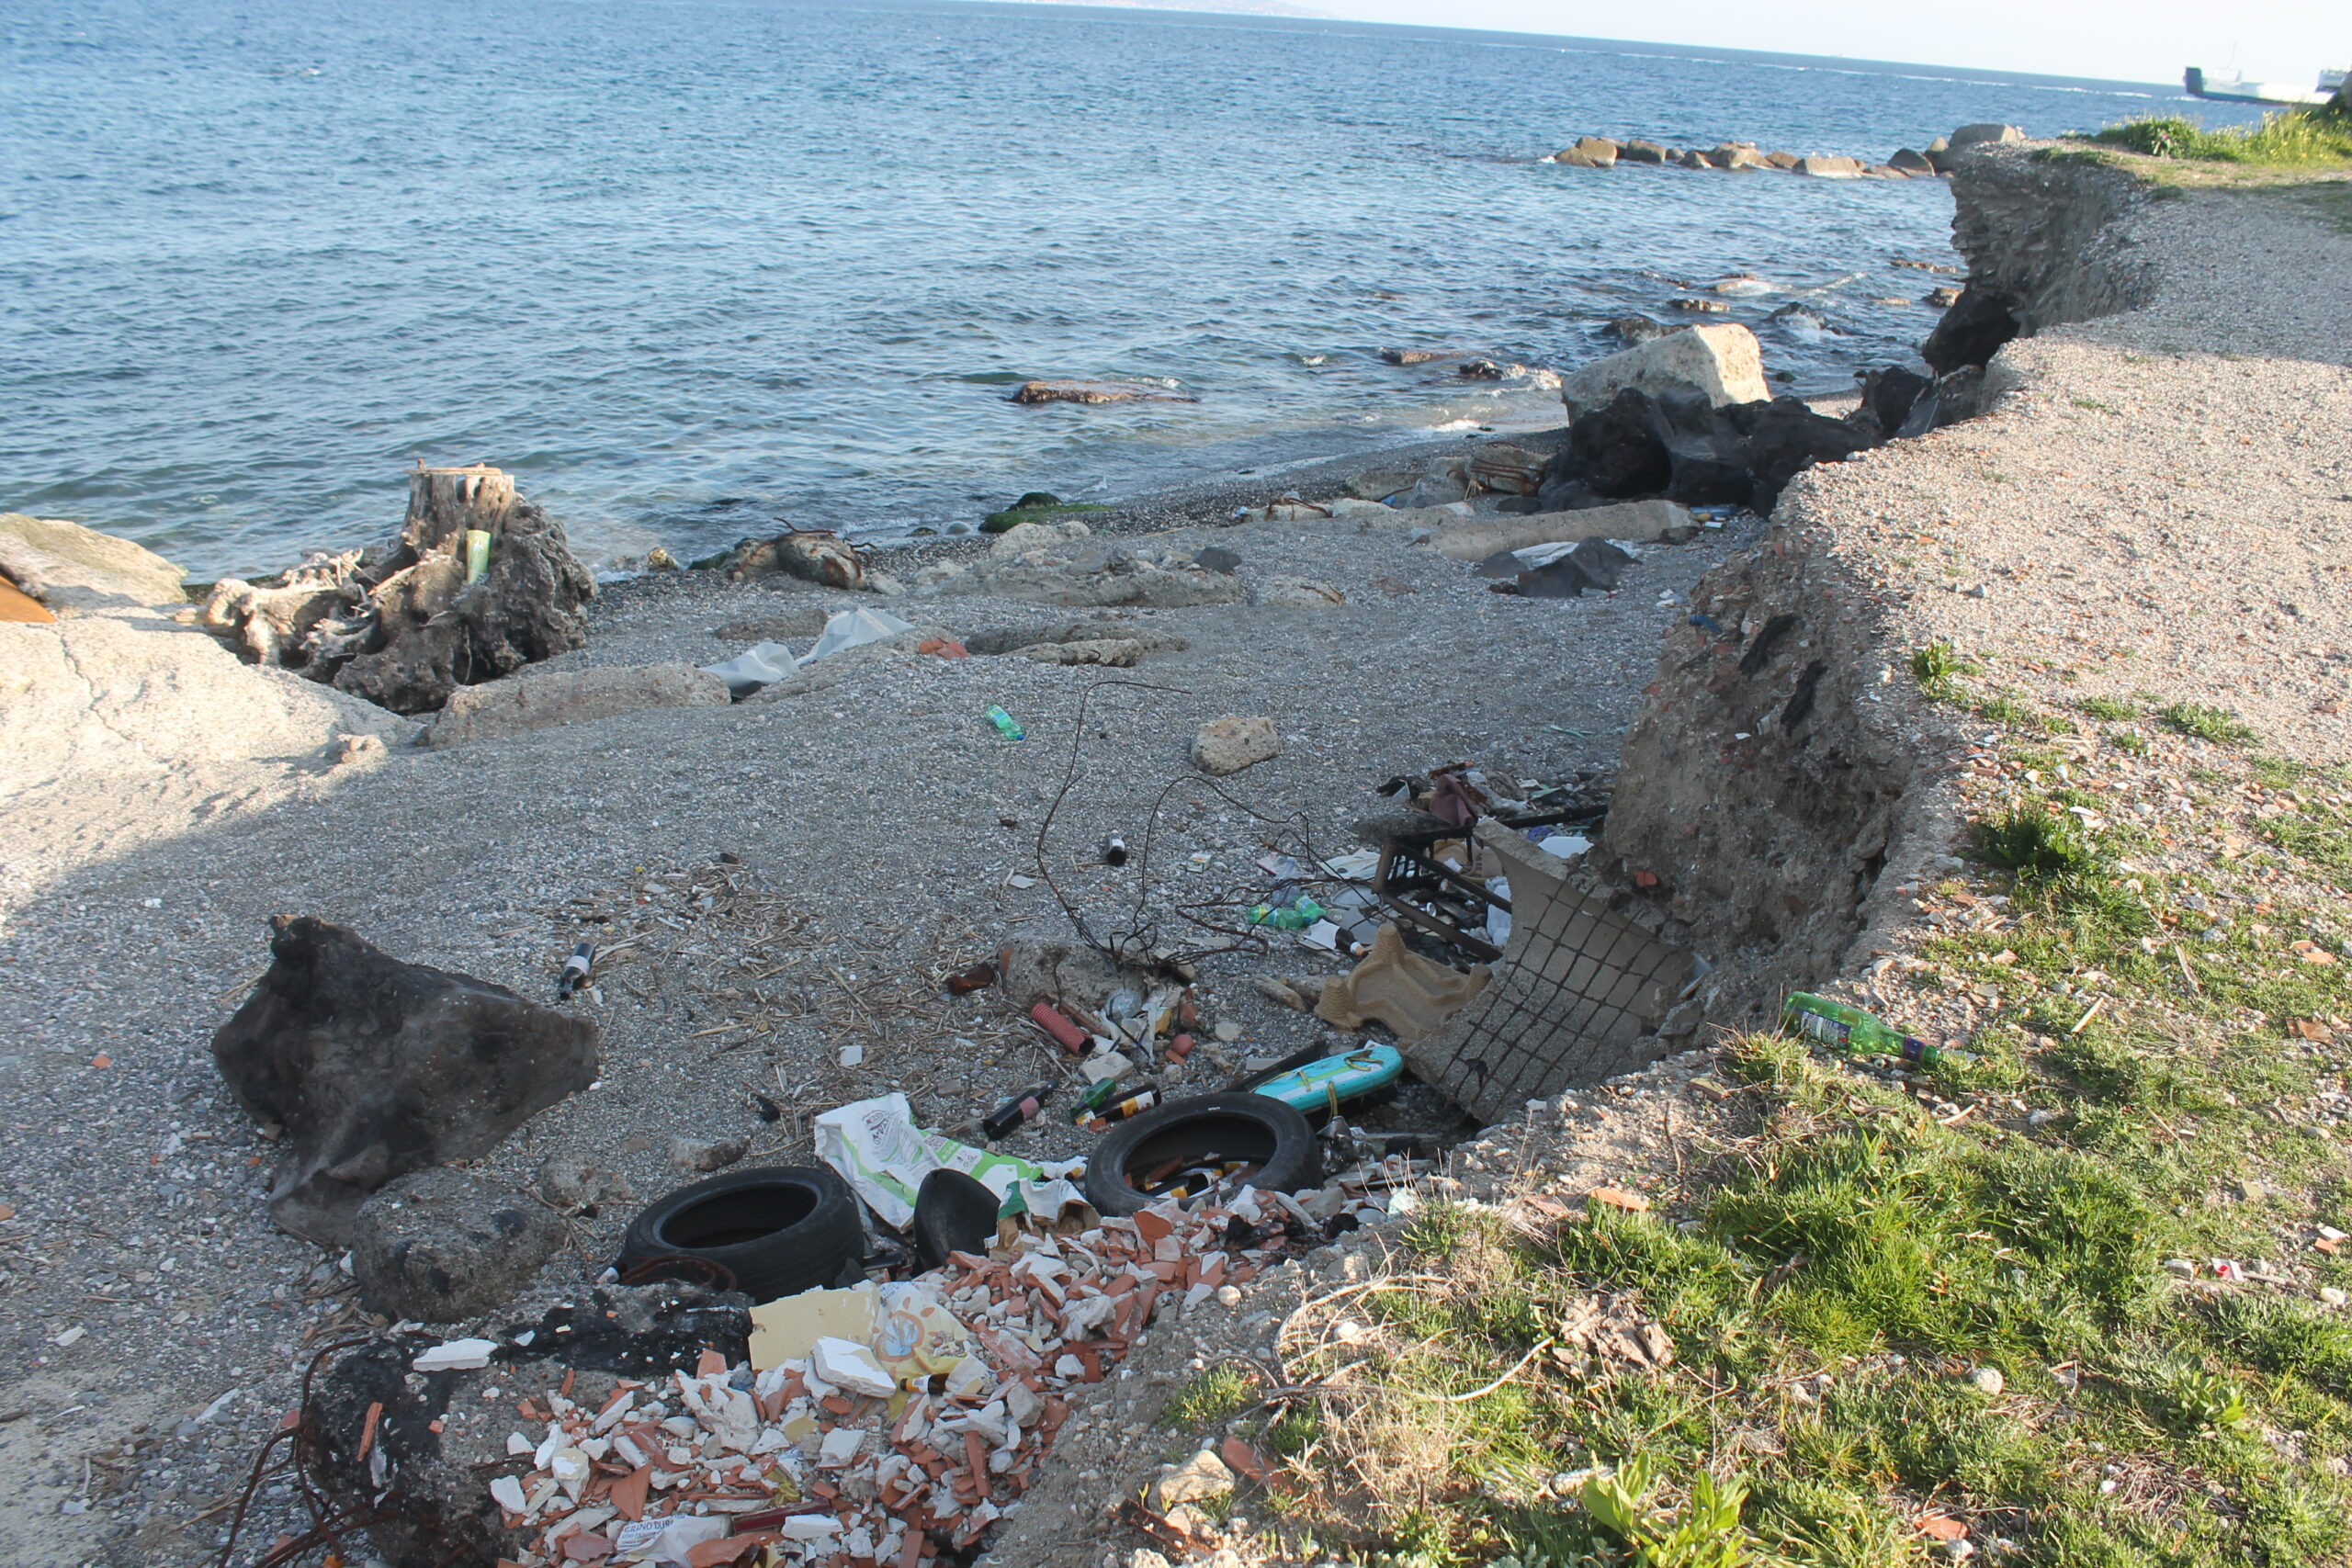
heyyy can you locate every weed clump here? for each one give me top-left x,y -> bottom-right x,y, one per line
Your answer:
2157,702 -> 2259,746
2084,109 -> 2352,167
1979,804 -> 2098,880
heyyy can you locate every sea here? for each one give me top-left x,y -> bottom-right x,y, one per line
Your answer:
0,0 -> 2261,576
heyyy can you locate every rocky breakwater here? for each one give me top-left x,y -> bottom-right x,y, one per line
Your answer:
1525,310 -> 2007,526
1577,132 -> 2192,1026
1546,120 -> 2024,179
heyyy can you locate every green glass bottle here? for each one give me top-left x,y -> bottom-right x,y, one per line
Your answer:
1783,992 -> 1974,1066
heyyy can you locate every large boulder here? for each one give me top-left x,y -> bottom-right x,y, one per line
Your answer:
1860,365 -> 1936,437
1557,323 -> 1770,417
1560,389 -> 1672,497
0,513 -> 186,613
212,917 -> 599,1247
425,661 -> 729,747
1947,122 -> 2024,151
1920,284 -> 2022,376
1793,155 -> 1863,178
1733,399 -> 1875,510
350,1166 -> 566,1323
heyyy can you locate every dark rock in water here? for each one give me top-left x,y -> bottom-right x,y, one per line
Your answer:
1607,315 -> 1674,345
1887,147 -> 1935,174
1769,302 -> 1832,336
1013,491 -> 1063,509
1920,284 -> 2020,375
1379,348 -> 1457,366
1618,139 -> 1668,164
1456,357 -> 1510,378
1737,399 -> 1874,511
1560,389 -> 1673,497
350,1166 -> 564,1323
1670,298 -> 1731,314
1925,284 -> 1962,308
1861,365 -> 1935,437
309,1284 -> 750,1568
212,916 -> 598,1247
1010,379 -> 1197,405
1551,135 -> 1620,167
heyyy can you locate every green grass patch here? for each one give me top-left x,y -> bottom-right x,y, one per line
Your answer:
2157,702 -> 2260,747
2080,107 -> 2352,169
1160,1364 -> 1255,1429
2078,695 -> 2140,721
1979,801 -> 2101,881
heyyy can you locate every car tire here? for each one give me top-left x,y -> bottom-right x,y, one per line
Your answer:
617,1165 -> 865,1304
1082,1092 -> 1319,1217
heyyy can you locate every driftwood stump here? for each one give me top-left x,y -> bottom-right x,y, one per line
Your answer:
401,462 -> 516,555
195,463 -> 594,714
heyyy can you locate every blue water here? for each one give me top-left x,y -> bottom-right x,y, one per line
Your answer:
0,0 -> 2252,575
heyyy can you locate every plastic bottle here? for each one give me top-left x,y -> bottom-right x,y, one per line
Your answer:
986,705 -> 1024,740
1248,897 -> 1325,931
1782,992 -> 1975,1066
982,1084 -> 1055,1140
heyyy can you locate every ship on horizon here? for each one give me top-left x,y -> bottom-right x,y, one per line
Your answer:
2183,64 -> 2346,106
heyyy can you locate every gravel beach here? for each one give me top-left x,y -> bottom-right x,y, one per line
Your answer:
1,169 -> 2346,1568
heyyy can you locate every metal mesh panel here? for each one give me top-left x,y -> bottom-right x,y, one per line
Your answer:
1404,821 -> 1695,1122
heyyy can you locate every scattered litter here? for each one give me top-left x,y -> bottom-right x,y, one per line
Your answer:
1784,993 -> 1975,1067
981,1084 -> 1055,1140
986,705 -> 1026,740
801,607 -> 916,665
1251,1043 -> 1404,1112
701,640 -> 800,699
1029,1003 -> 1090,1055
838,1043 -> 865,1068
494,1191 -> 1323,1565
411,1337 -> 499,1372
1314,924 -> 1490,1044
945,961 -> 998,997
814,1092 -> 1077,1228
555,941 -> 594,999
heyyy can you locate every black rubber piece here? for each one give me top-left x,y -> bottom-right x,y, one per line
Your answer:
911,1168 -> 1002,1271
1081,1091 -> 1319,1217
617,1165 -> 864,1304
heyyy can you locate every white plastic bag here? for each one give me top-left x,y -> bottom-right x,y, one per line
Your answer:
798,607 -> 915,667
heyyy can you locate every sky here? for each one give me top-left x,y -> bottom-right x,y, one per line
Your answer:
1234,0 -> 2348,89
